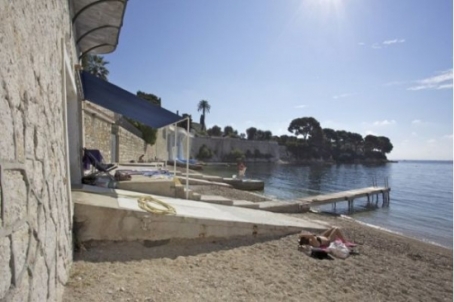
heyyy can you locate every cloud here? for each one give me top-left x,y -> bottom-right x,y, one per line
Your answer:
371,43 -> 382,49
333,93 -> 355,99
358,42 -> 365,46
294,104 -> 307,109
373,119 -> 396,126
407,69 -> 453,91
437,83 -> 453,89
443,134 -> 453,140
383,39 -> 405,45
383,81 -> 406,87
427,139 -> 437,144
364,130 -> 377,136
411,132 -> 418,137
371,39 -> 405,50
411,119 -> 422,124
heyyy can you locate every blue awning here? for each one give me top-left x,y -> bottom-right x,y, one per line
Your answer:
80,71 -> 182,128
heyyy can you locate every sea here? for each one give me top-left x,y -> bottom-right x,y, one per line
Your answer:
202,160 -> 453,249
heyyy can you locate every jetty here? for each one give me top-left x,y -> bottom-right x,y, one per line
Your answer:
298,186 -> 391,212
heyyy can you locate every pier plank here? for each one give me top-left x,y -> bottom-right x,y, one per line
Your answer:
298,186 -> 390,206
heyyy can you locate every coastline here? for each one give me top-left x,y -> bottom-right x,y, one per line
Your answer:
64,183 -> 452,301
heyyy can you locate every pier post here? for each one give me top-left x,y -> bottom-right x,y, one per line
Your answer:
375,193 -> 379,206
348,198 -> 354,212
366,194 -> 370,206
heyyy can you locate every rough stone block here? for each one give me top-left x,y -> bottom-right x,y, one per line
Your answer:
13,108 -> 25,162
24,126 -> 35,159
45,217 -> 56,267
11,223 -> 30,285
0,237 -> 12,299
48,261 -> 56,302
2,170 -> 28,225
30,254 -> 48,302
0,97 -> 15,161
5,269 -> 30,302
34,127 -> 46,161
33,160 -> 44,197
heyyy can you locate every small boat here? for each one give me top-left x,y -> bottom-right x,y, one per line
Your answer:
167,160 -> 204,171
222,178 -> 265,191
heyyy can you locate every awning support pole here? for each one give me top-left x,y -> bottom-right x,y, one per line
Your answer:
186,118 -> 190,199
173,123 -> 177,177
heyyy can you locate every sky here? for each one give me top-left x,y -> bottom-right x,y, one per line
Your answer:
104,0 -> 453,160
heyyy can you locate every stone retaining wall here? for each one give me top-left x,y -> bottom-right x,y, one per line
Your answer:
83,107 -> 113,162
0,1 -> 74,300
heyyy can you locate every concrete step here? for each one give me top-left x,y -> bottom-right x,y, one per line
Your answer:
175,185 -> 201,201
232,200 -> 260,209
258,200 -> 309,213
199,195 -> 234,206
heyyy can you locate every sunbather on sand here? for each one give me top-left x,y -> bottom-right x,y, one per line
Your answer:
298,227 -> 349,247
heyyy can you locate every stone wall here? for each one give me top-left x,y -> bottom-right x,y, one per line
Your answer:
0,0 -> 74,300
118,126 -> 145,163
119,128 -> 169,163
83,105 -> 113,162
191,137 -> 280,162
83,110 -> 170,164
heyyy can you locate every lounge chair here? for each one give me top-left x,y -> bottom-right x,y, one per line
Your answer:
82,148 -> 117,185
83,148 -> 117,173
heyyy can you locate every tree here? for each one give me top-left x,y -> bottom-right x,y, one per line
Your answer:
177,113 -> 192,130
323,128 -> 338,145
246,127 -> 257,140
348,132 -> 364,153
335,130 -> 349,150
288,117 -> 322,141
223,126 -> 234,137
126,91 -> 162,145
364,134 -> 379,152
197,100 -> 211,131
82,54 -> 109,80
263,130 -> 272,140
137,91 -> 161,106
377,136 -> 393,154
207,125 -> 222,137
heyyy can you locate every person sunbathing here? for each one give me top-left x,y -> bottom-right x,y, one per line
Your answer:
298,227 -> 349,248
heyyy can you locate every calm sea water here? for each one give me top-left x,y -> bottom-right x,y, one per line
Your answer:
203,161 -> 453,248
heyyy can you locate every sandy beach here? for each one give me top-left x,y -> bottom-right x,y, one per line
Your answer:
63,184 -> 453,302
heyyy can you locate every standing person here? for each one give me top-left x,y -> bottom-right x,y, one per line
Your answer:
237,161 -> 246,178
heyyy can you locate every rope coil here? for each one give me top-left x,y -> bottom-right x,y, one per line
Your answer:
137,195 -> 176,215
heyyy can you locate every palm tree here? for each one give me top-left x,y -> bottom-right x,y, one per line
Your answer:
197,100 -> 211,131
82,54 -> 110,81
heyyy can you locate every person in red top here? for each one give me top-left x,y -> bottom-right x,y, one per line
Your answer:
237,161 -> 246,178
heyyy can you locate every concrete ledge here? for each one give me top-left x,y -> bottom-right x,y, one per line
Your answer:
117,176 -> 176,197
200,195 -> 234,206
259,200 -> 306,213
233,200 -> 260,209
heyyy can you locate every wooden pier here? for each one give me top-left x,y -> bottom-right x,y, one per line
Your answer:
297,186 -> 391,212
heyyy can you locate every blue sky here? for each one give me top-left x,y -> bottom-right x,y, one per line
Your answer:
105,0 -> 453,160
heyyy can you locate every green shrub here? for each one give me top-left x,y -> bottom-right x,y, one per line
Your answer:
223,148 -> 245,162
197,144 -> 213,160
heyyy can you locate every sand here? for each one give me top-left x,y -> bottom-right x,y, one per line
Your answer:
63,184 -> 452,302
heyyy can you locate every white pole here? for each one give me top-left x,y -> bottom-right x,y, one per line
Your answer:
173,123 -> 177,177
186,118 -> 190,199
